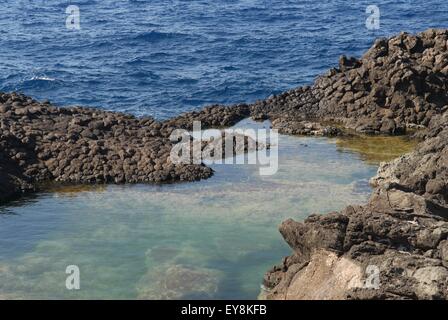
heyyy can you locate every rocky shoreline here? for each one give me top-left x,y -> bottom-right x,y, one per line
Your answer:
1,29 -> 448,299
261,29 -> 448,300
262,119 -> 448,299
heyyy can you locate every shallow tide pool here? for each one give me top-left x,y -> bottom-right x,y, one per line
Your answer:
0,120 -> 380,299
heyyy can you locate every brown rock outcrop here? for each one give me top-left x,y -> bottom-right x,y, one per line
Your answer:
0,92 -> 215,202
250,29 -> 448,136
0,93 -> 268,203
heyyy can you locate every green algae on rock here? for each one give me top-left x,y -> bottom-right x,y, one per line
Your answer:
335,135 -> 419,164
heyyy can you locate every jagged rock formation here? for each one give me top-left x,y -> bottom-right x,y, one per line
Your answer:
162,103 -> 251,131
262,30 -> 448,300
0,94 -> 266,203
372,114 -> 448,210
314,29 -> 448,134
250,29 -> 448,136
271,118 -> 343,136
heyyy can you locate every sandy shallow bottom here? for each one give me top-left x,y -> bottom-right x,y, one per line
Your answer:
0,120 -> 381,299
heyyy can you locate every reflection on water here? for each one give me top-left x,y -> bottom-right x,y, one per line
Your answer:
0,120 -> 380,300
43,184 -> 108,195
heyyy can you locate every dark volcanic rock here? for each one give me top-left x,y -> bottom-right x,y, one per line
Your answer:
372,113 -> 448,211
0,94 -> 267,203
249,29 -> 448,137
314,30 -> 448,134
271,118 -> 343,136
161,104 -> 251,135
249,86 -> 320,125
262,29 -> 448,300
0,92 -> 214,203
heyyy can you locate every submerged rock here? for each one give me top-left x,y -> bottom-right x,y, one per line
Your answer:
335,135 -> 418,164
136,264 -> 222,300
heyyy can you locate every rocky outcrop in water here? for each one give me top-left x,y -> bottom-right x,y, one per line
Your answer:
162,103 -> 251,132
262,29 -> 448,300
271,118 -> 342,136
0,93 -> 215,202
0,93 -> 268,203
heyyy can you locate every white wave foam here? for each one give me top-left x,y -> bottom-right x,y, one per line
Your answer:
30,76 -> 56,81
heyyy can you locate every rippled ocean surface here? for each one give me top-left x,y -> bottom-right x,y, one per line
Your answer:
1,0 -> 447,118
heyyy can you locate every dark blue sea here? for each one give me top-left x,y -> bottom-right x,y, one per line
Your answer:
1,0 -> 447,119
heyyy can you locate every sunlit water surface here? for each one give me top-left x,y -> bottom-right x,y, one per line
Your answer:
0,120 -> 378,299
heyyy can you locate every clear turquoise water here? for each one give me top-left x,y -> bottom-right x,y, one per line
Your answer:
0,120 -> 378,299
